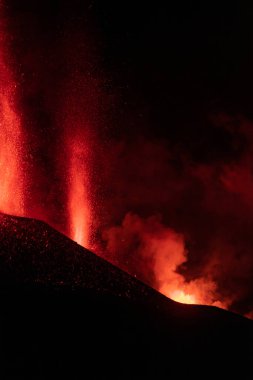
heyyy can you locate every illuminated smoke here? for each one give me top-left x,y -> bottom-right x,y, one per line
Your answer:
95,129 -> 253,316
102,213 -> 229,307
0,4 -> 24,216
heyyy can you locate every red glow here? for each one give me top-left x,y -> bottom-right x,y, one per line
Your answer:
103,213 -> 230,308
159,281 -> 228,308
0,2 -> 251,318
169,290 -> 196,304
67,137 -> 91,248
0,9 -> 24,216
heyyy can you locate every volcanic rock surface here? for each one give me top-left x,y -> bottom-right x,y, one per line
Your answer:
0,213 -> 252,379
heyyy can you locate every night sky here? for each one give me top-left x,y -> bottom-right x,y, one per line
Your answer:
7,1 -> 253,154
97,1 -> 253,140
5,1 -> 253,316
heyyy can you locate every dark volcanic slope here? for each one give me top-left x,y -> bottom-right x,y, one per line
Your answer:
0,213 -> 252,379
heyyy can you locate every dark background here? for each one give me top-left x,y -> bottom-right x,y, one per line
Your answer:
5,0 -> 253,161
98,1 -> 253,146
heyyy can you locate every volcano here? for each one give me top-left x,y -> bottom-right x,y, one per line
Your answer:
0,213 -> 252,379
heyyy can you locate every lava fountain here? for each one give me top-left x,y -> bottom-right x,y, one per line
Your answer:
0,4 -> 24,216
67,132 -> 91,248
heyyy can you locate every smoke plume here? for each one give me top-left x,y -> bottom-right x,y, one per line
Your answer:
95,117 -> 253,316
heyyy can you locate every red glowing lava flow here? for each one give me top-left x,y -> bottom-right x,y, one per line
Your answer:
0,8 -> 24,216
67,137 -> 91,248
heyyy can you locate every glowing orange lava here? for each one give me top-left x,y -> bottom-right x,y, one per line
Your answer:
68,137 -> 91,248
169,289 -> 197,304
0,8 -> 24,216
159,279 -> 229,308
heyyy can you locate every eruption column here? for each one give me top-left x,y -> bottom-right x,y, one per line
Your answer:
68,136 -> 91,248
0,6 -> 24,216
